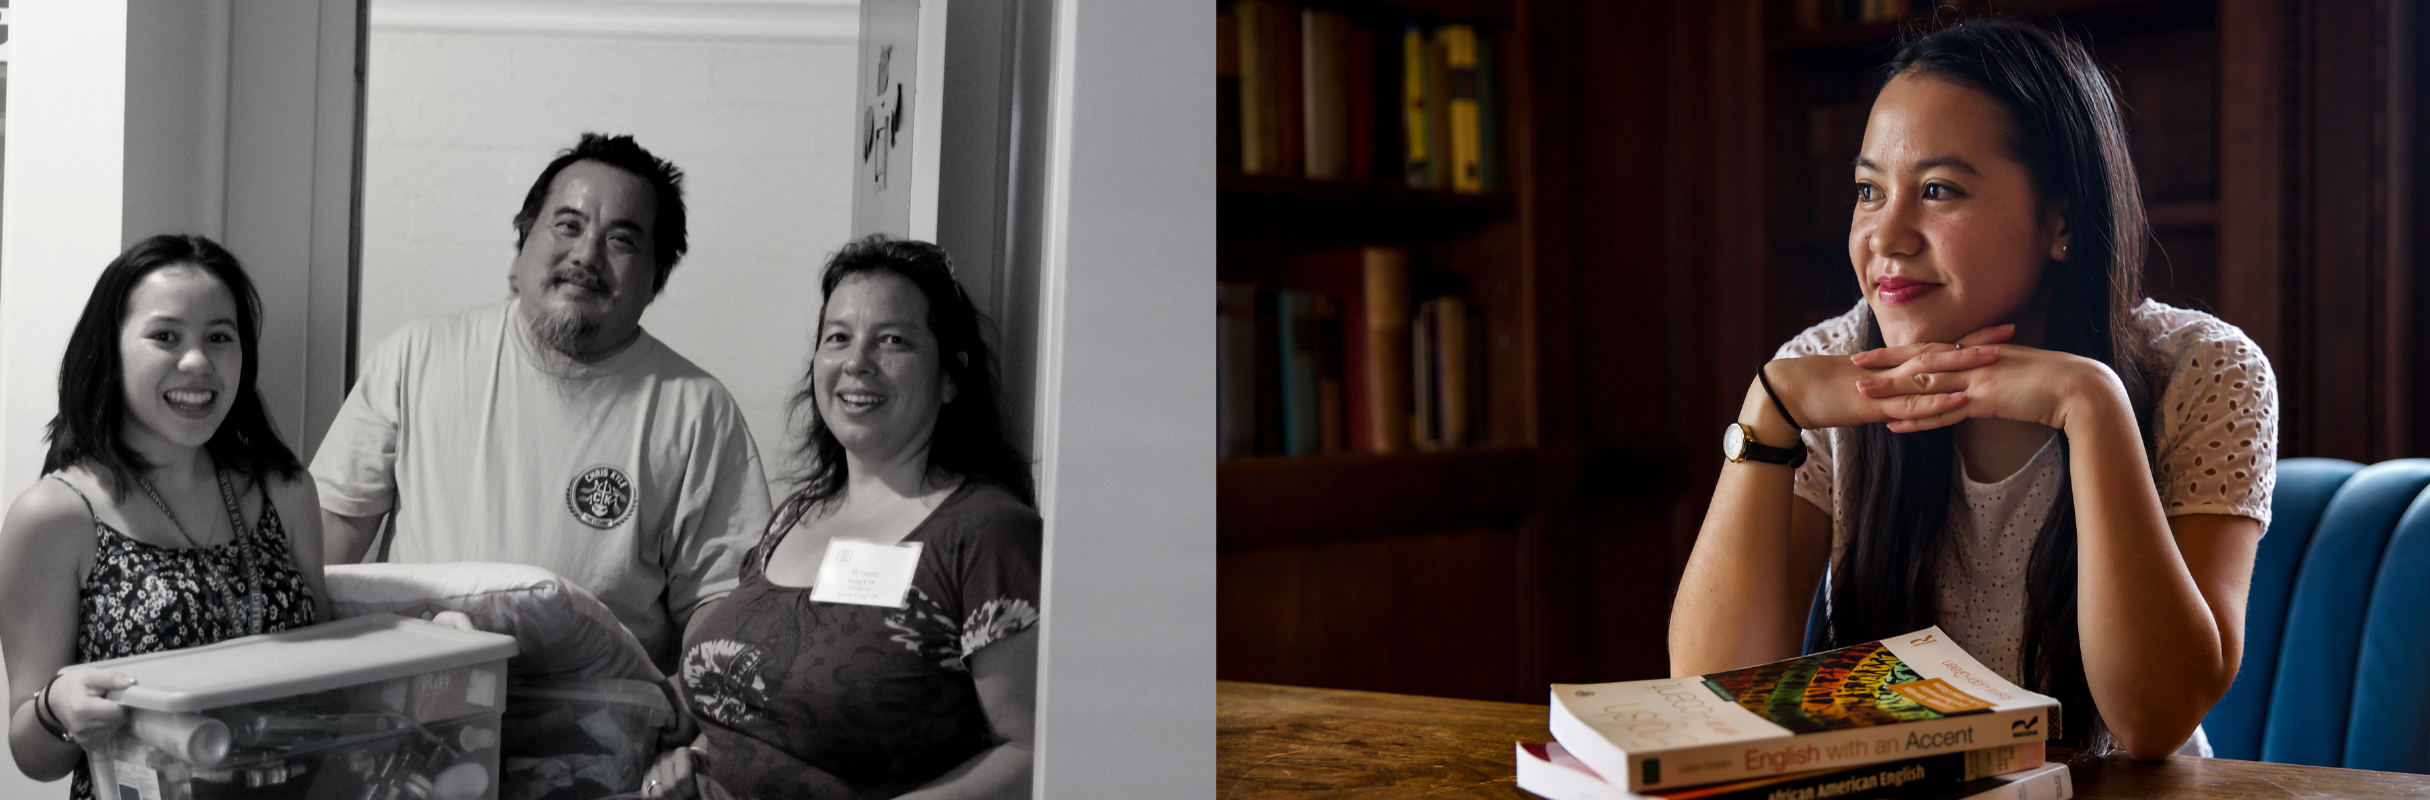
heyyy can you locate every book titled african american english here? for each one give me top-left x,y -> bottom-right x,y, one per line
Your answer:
1516,742 -> 2069,800
1551,627 -> 2057,793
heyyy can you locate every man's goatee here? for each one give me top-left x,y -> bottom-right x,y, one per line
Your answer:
531,306 -> 602,356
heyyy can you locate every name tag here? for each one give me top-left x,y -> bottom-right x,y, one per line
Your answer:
809,538 -> 924,608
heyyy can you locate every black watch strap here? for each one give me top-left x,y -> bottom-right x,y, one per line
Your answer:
1741,435 -> 1807,469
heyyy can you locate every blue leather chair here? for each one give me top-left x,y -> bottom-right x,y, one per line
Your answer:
1799,457 -> 2430,772
2204,457 -> 2430,771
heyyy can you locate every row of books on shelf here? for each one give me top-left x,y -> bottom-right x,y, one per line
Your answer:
1218,246 -> 1487,460
1521,626 -> 2073,800
1218,1 -> 1501,192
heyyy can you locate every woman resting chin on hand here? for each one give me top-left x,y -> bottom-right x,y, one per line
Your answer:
637,236 -> 1040,800
1667,20 -> 2275,761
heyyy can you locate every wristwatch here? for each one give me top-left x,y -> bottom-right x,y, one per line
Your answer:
1722,422 -> 1806,468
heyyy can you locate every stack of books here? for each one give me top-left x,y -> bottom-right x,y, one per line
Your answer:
1521,627 -> 2074,800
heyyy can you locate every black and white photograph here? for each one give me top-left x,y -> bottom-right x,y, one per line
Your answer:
0,1 -> 1203,798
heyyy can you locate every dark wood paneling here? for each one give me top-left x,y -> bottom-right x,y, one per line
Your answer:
1217,448 -> 1539,547
1578,496 -> 1686,683
2294,0 -> 2388,462
2397,0 -> 2430,458
1508,0 -> 1579,697
1535,0 -> 1694,689
2148,225 -> 2222,314
1218,526 -> 1528,701
2215,0 -> 2293,361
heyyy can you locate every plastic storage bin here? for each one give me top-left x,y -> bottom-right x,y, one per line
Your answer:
500,676 -> 672,800
77,614 -> 519,800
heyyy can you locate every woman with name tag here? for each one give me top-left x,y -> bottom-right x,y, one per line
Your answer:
636,236 -> 1041,800
0,235 -> 336,798
1668,20 -> 2275,760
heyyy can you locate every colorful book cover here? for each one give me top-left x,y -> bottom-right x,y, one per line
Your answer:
1551,627 -> 2058,792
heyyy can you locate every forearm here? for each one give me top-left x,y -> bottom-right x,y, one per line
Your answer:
2062,382 -> 2235,758
1670,380 -> 1809,676
895,741 -> 1033,800
12,684 -> 80,780
322,510 -> 382,565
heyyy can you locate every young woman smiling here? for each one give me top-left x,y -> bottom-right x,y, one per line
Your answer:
0,235 -> 332,798
1667,20 -> 2275,759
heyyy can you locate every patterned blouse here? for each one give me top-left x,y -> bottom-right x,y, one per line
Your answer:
56,470 -> 318,800
678,481 -> 1042,800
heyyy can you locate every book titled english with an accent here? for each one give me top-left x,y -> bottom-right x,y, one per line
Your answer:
1551,626 -> 2057,793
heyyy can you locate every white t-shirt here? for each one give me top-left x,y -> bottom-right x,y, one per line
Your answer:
1778,300 -> 2277,755
313,300 -> 771,673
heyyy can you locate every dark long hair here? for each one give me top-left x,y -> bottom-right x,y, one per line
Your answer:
1821,19 -> 2154,752
45,234 -> 302,491
772,235 -> 1035,534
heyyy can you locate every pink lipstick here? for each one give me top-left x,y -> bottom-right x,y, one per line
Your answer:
1875,275 -> 1942,306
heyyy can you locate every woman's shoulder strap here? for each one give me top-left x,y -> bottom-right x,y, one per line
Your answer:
47,474 -> 100,524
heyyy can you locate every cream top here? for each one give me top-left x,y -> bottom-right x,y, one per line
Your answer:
1777,299 -> 2279,683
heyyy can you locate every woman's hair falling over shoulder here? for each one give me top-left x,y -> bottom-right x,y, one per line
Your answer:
1825,17 -> 2154,752
774,235 -> 1036,535
45,233 -> 302,492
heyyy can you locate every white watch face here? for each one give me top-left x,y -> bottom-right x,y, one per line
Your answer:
1722,423 -> 1746,460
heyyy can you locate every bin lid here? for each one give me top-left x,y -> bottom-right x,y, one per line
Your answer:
81,614 -> 519,712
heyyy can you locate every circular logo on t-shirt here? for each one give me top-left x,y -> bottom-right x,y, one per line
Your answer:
566,465 -> 636,529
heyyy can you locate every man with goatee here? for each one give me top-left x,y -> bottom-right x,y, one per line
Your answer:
313,133 -> 768,675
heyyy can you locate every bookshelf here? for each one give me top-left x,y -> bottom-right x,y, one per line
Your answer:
1217,0 -> 1559,702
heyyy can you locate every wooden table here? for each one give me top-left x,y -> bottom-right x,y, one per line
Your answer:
1218,681 -> 2430,798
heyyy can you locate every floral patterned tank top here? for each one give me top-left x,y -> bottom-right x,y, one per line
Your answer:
54,471 -> 316,800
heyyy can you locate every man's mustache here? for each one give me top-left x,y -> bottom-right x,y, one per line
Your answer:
547,265 -> 611,294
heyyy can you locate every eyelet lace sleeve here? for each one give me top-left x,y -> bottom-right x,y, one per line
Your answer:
2140,302 -> 2279,528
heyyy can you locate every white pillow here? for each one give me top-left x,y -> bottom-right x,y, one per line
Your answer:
326,562 -> 664,683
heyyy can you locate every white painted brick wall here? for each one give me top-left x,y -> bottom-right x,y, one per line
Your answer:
361,29 -> 861,483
